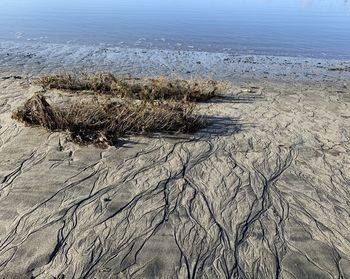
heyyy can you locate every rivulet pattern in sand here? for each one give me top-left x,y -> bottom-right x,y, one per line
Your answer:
0,43 -> 349,279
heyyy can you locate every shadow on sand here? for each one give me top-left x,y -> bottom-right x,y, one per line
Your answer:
210,93 -> 264,104
144,92 -> 261,143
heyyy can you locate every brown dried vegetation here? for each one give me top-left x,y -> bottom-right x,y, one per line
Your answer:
14,73 -> 220,147
37,73 -> 221,102
13,96 -> 203,147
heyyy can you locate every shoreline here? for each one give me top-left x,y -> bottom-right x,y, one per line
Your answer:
1,40 -> 350,84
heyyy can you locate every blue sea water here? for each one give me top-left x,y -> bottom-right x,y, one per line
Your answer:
0,0 -> 349,58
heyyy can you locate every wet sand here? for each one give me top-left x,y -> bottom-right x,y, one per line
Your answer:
0,41 -> 349,279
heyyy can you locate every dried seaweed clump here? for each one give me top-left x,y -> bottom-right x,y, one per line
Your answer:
38,73 -> 125,93
13,95 -> 203,147
37,73 -> 222,102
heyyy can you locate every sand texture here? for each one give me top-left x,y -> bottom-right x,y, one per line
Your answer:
0,42 -> 349,279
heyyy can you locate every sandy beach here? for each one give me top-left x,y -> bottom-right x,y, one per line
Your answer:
0,41 -> 349,279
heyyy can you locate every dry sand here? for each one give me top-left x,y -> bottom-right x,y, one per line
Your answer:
0,41 -> 349,279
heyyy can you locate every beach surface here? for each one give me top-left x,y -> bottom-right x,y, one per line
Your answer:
0,41 -> 349,279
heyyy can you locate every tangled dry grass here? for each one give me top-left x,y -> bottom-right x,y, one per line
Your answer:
13,95 -> 203,147
37,73 -> 222,102
13,73 -> 221,147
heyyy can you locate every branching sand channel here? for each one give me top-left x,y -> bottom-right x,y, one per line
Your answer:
0,74 -> 349,279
